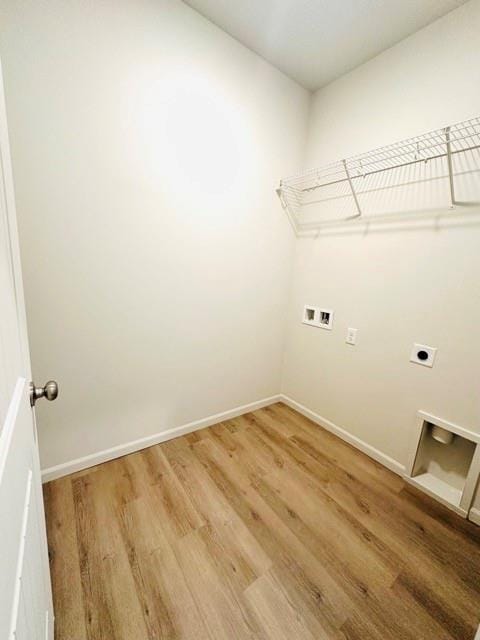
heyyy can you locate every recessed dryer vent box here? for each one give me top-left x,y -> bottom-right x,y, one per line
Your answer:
405,411 -> 480,517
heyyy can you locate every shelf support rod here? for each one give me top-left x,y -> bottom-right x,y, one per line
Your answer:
276,184 -> 299,235
342,159 -> 362,219
445,126 -> 456,208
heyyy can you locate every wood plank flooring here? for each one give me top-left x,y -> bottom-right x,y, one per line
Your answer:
43,403 -> 480,640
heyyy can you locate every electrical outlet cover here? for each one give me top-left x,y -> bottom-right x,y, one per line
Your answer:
410,343 -> 437,368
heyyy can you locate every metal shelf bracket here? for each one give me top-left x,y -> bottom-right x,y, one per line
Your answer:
342,159 -> 362,219
445,126 -> 456,208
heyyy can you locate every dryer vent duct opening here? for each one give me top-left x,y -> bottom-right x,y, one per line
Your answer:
431,425 -> 454,445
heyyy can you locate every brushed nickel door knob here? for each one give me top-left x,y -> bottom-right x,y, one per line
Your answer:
30,380 -> 59,406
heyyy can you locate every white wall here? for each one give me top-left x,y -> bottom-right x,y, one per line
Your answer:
0,0 -> 309,469
282,0 -> 480,473
2,0 -> 479,510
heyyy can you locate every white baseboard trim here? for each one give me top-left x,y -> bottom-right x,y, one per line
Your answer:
468,508 -> 480,526
41,394 -> 282,482
279,394 -> 405,477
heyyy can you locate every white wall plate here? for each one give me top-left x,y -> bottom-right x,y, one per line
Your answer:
346,327 -> 357,345
302,305 -> 334,330
410,343 -> 437,368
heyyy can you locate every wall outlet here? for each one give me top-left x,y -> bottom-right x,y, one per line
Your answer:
410,343 -> 437,368
346,328 -> 357,345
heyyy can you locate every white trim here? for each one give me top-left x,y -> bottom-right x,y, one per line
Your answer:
460,444 -> 480,512
279,394 -> 405,476
404,413 -> 426,478
9,469 -> 33,640
41,395 -> 281,482
469,508 -> 480,527
404,475 -> 467,517
0,378 -> 25,482
417,410 -> 480,444
0,60 -> 33,380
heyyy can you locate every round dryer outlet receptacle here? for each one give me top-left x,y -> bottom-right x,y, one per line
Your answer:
410,343 -> 437,368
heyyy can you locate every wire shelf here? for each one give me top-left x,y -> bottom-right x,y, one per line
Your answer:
277,116 -> 480,234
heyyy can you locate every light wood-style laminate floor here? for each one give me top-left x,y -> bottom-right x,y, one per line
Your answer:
44,403 -> 480,640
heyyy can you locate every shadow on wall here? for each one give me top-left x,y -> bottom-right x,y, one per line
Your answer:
311,206 -> 480,238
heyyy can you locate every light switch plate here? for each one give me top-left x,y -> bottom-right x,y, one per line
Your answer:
346,328 -> 357,345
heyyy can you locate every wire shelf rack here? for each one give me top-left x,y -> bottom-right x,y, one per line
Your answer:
277,116 -> 480,235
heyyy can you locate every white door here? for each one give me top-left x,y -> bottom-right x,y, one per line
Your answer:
0,59 -> 54,639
